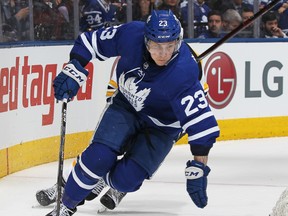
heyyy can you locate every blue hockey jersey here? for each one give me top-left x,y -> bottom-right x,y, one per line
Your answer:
79,0 -> 118,32
70,21 -> 220,155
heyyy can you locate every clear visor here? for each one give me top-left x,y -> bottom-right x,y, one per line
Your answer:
146,40 -> 179,55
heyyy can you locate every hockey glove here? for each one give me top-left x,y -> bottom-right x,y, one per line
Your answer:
185,160 -> 210,208
53,59 -> 88,101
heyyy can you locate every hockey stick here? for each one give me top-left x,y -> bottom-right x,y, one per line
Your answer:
196,0 -> 281,62
56,94 -> 69,216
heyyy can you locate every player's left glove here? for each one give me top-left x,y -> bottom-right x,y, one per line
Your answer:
53,59 -> 88,101
185,160 -> 210,208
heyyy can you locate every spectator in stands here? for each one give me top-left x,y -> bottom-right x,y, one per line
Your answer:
259,0 -> 278,10
239,6 -> 254,38
56,0 -> 72,23
243,0 -> 253,4
79,0 -> 120,33
222,9 -> 242,36
206,0 -> 223,11
132,0 -> 152,21
198,10 -> 223,38
154,0 -> 163,8
33,0 -> 73,40
57,0 -> 74,38
219,0 -> 253,14
180,0 -> 211,38
275,0 -> 288,31
0,0 -> 30,41
157,0 -> 182,23
259,1 -> 288,31
0,23 -> 18,42
260,10 -> 288,38
110,0 -> 127,24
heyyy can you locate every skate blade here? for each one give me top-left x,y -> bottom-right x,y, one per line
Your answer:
97,205 -> 108,214
31,203 -> 53,209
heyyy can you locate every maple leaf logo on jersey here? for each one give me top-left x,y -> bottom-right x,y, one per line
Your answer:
119,73 -> 151,111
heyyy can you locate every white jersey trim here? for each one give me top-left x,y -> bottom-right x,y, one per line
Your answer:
148,116 -> 181,128
188,126 -> 219,142
80,33 -> 96,59
71,166 -> 98,190
79,155 -> 101,180
92,32 -> 109,60
182,111 -> 214,132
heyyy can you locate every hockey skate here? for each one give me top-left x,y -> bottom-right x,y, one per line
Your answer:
36,183 -> 58,206
36,177 -> 65,206
36,178 -> 106,206
46,203 -> 76,216
85,178 -> 107,201
100,188 -> 127,210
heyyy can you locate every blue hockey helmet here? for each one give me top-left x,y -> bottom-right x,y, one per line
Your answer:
145,10 -> 183,43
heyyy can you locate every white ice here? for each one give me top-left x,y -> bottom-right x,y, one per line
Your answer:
0,137 -> 287,216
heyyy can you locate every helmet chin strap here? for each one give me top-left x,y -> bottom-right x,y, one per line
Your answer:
165,51 -> 179,66
174,38 -> 182,54
144,36 -> 149,50
174,27 -> 184,52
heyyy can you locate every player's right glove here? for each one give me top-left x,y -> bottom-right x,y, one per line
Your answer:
185,160 -> 210,208
53,59 -> 88,101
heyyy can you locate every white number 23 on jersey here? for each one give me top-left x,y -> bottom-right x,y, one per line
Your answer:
181,90 -> 207,116
100,26 -> 120,40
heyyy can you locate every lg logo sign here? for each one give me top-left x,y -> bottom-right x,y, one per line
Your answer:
204,52 -> 284,109
204,52 -> 237,109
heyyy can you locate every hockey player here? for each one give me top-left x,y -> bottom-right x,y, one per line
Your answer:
36,58 -> 208,211
47,9 -> 220,216
79,0 -> 121,33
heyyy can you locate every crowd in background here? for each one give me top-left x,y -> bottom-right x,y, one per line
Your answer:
0,0 -> 288,43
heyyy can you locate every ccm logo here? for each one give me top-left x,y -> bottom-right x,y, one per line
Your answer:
185,167 -> 204,180
63,65 -> 86,83
62,63 -> 87,86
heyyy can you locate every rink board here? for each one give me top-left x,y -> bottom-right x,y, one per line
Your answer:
1,41 -> 288,177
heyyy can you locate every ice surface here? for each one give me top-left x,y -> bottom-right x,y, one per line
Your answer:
0,137 -> 287,216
